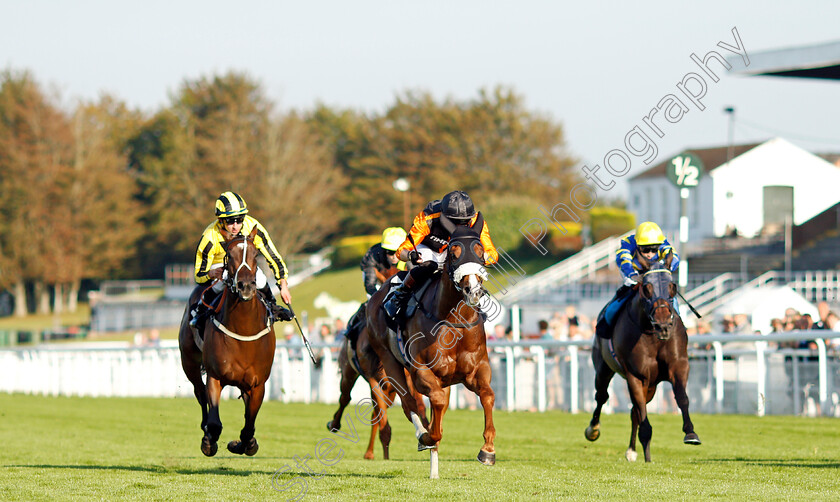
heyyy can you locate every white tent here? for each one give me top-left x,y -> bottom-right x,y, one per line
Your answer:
715,286 -> 819,334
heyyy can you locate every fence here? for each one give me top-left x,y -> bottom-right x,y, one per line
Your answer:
2,332 -> 839,417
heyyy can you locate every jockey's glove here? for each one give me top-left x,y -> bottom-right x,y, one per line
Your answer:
624,274 -> 641,287
408,251 -> 421,265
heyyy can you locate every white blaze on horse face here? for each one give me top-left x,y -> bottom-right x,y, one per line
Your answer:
233,241 -> 253,287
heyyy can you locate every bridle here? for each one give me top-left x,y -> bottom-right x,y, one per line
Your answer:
223,235 -> 256,296
641,268 -> 675,339
446,233 -> 488,307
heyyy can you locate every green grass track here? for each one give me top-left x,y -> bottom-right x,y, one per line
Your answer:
1,394 -> 839,500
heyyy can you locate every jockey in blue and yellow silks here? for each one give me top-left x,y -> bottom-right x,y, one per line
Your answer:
595,221 -> 680,339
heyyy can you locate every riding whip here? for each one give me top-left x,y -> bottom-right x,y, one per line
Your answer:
676,291 -> 702,319
283,300 -> 318,365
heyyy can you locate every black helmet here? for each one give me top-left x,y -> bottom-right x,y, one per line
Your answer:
441,191 -> 475,221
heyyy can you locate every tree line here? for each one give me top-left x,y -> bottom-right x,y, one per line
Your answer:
0,69 -> 584,317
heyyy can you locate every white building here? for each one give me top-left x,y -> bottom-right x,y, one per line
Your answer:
628,138 -> 840,242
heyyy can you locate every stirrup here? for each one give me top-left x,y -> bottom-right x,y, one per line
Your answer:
383,295 -> 403,319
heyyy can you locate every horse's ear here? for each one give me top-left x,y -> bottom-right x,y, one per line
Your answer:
664,251 -> 674,269
636,249 -> 650,271
439,214 -> 457,234
472,212 -> 484,235
249,226 -> 258,240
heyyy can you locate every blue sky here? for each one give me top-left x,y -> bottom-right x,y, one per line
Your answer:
3,1 -> 839,198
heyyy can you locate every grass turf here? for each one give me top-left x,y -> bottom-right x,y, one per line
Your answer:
1,394 -> 840,500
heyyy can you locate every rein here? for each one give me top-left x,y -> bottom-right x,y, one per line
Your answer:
214,234 -> 271,341
416,279 -> 487,328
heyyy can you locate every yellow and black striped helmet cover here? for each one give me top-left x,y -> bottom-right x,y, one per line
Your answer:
215,191 -> 249,218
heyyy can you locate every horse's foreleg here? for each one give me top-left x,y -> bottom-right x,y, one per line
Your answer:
672,364 -> 701,445
425,386 -> 449,480
368,379 -> 395,460
202,376 -> 223,457
377,355 -> 429,444
627,377 -> 653,462
327,364 -> 359,433
227,383 -> 264,456
470,360 -> 496,466
427,386 -> 450,445
586,354 -> 614,442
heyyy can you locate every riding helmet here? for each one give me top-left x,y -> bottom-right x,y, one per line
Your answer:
635,221 -> 665,246
441,190 -> 476,221
381,227 -> 407,252
215,191 -> 249,218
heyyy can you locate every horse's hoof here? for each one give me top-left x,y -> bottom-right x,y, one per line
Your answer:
625,448 -> 638,462
477,449 -> 495,466
227,440 -> 245,455
226,437 -> 258,456
683,433 -> 701,445
363,451 -> 375,460
245,438 -> 259,456
327,420 -> 339,432
417,433 -> 435,450
201,438 -> 218,457
585,424 -> 600,442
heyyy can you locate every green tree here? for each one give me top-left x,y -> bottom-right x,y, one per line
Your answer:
132,72 -> 343,275
0,70 -> 73,316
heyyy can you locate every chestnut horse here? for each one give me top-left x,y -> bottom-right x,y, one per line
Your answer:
326,318 -> 426,460
368,215 -> 496,479
585,256 -> 701,462
179,227 -> 276,457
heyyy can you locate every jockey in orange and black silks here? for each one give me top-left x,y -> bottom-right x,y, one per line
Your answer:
383,190 -> 498,320
190,191 -> 293,328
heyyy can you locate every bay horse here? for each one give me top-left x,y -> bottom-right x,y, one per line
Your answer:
178,226 -> 276,457
367,214 -> 496,479
585,255 -> 701,462
326,317 -> 426,460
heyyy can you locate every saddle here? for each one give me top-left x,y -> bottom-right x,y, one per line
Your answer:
382,271 -> 437,333
191,289 -> 227,343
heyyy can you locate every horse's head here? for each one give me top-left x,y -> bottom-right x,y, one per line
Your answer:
639,254 -> 677,340
223,226 -> 259,301
441,212 -> 488,307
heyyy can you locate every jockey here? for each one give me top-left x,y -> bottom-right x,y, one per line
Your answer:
383,190 -> 499,320
189,191 -> 293,329
595,221 -> 680,339
344,227 -> 408,349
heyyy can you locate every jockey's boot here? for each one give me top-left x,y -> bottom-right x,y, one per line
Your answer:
259,285 -> 294,323
383,262 -> 436,320
190,287 -> 221,329
595,317 -> 612,339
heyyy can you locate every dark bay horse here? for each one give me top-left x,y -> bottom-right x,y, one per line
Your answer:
585,255 -> 700,462
179,227 -> 276,457
326,320 -> 426,460
368,215 -> 496,479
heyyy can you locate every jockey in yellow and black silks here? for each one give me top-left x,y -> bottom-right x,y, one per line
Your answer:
190,191 -> 293,328
383,190 -> 498,320
343,227 -> 409,350
595,221 -> 680,339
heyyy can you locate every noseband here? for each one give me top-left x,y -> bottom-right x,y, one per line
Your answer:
642,268 -> 675,339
